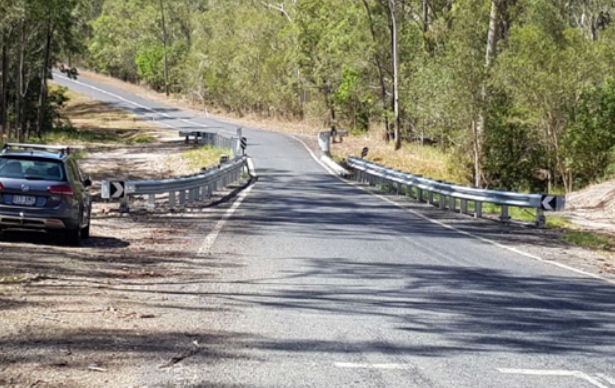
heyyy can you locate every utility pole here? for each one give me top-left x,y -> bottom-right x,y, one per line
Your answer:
160,0 -> 169,97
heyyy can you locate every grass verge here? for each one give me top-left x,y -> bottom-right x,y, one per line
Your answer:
164,146 -> 231,176
45,84 -> 158,145
561,230 -> 614,250
172,146 -> 231,173
332,135 -> 467,184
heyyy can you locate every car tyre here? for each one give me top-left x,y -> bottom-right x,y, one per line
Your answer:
66,227 -> 82,246
81,223 -> 90,239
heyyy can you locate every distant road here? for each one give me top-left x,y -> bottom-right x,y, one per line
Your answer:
53,70 -> 615,388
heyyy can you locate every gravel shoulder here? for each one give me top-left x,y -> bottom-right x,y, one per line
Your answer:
0,93 -> 248,387
0,141 -> 248,387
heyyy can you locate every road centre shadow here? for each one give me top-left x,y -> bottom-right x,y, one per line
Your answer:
225,260 -> 615,356
30,258 -> 615,359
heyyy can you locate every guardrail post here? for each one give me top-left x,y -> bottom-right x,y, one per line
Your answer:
536,208 -> 546,228
119,196 -> 130,213
475,201 -> 483,218
500,205 -> 510,222
169,192 -> 176,208
461,199 -> 468,214
148,194 -> 156,209
417,188 -> 423,202
388,180 -> 395,193
449,196 -> 456,211
179,190 -> 186,208
440,194 -> 446,209
189,188 -> 196,203
428,191 -> 434,205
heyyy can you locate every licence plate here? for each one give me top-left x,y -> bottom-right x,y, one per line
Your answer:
13,195 -> 36,206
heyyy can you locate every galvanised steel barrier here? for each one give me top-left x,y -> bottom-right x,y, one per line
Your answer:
116,156 -> 249,211
346,157 -> 565,227
180,128 -> 242,157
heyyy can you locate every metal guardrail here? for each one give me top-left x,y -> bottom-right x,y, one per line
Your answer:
180,128 -> 242,157
346,157 -> 565,227
113,156 -> 249,211
102,126 -> 252,211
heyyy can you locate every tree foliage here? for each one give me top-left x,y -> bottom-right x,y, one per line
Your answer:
7,0 -> 613,192
0,0 -> 88,143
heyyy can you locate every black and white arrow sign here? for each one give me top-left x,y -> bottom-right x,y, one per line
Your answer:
540,195 -> 565,211
110,181 -> 125,199
102,180 -> 125,199
541,196 -> 556,210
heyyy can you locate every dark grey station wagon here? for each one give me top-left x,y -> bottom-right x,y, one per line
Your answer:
0,143 -> 92,245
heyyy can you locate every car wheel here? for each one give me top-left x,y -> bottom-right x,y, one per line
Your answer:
81,223 -> 90,239
66,227 -> 82,246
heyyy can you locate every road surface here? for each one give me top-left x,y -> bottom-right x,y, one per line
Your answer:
52,71 -> 615,388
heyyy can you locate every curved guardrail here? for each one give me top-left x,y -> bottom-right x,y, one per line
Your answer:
180,128 -> 241,156
119,156 -> 249,211
347,157 -> 565,227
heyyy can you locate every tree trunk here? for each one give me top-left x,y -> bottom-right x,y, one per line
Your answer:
16,18 -> 26,143
160,0 -> 170,97
422,0 -> 429,33
475,0 -> 500,187
361,0 -> 390,141
388,0 -> 401,150
37,7 -> 54,138
0,30 -> 8,144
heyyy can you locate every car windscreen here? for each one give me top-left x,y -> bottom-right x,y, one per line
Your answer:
0,157 -> 66,182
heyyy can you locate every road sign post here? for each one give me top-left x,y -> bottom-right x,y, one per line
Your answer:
361,147 -> 369,159
240,137 -> 247,155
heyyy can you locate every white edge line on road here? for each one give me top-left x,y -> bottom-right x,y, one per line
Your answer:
497,368 -> 610,388
335,363 -> 411,370
288,134 -> 615,286
53,73 -> 235,135
597,373 -> 615,386
197,183 -> 256,255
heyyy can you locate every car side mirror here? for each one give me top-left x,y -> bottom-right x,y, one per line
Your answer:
83,177 -> 92,187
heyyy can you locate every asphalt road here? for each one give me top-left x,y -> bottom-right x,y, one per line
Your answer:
52,72 -> 615,388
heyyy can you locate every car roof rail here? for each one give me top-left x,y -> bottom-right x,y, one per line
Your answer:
2,143 -> 71,156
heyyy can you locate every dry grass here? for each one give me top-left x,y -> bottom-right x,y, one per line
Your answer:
331,131 -> 470,185
151,145 -> 232,179
46,83 -> 159,146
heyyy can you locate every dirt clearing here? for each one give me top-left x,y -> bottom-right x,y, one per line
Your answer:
0,88 -> 246,387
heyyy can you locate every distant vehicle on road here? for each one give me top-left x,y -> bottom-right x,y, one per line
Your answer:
0,143 -> 92,245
